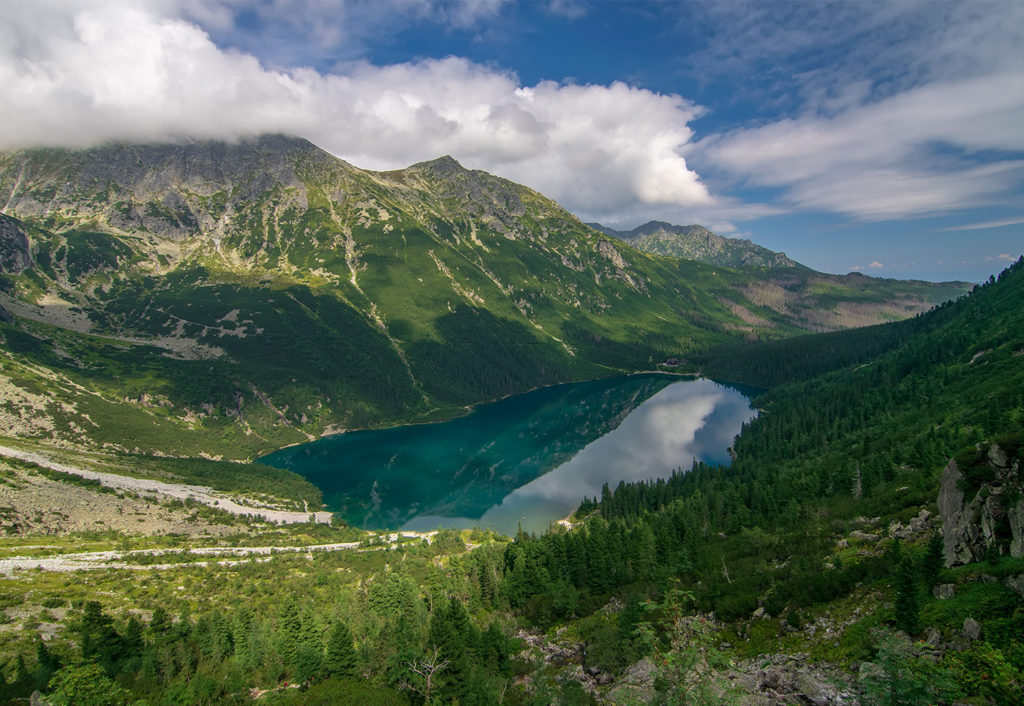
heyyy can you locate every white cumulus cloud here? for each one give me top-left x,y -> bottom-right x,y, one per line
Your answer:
0,0 -> 711,218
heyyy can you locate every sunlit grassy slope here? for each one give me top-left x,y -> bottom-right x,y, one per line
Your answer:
0,135 -> 970,458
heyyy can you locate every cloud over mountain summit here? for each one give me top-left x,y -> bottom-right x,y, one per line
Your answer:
0,0 -> 710,219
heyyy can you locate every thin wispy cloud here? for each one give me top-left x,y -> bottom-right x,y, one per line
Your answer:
681,1 -> 1024,222
676,1 -> 1023,117
546,0 -> 589,21
940,217 -> 1024,232
697,76 -> 1024,220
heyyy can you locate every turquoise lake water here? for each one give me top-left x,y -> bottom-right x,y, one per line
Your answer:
260,375 -> 755,535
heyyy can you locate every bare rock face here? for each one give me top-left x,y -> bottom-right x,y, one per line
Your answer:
0,214 -> 32,273
938,441 -> 1023,567
0,135 -> 325,241
962,617 -> 982,641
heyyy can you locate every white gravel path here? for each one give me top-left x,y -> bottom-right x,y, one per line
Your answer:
0,445 -> 333,525
0,541 -> 358,574
0,532 -> 436,574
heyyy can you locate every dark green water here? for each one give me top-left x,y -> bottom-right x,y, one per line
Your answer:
261,375 -> 754,534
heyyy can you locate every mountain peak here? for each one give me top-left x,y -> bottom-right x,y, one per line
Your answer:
409,155 -> 465,175
590,220 -> 799,269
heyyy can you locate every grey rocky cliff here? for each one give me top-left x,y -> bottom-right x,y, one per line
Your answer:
938,441 -> 1023,567
0,134 -> 334,241
0,213 -> 32,273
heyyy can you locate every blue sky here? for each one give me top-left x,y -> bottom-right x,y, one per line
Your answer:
2,1 -> 1022,282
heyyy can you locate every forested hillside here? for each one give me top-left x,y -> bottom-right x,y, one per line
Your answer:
1,257 -> 1019,703
521,258 -> 1024,616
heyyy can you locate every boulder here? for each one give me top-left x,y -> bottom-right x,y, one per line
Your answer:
932,584 -> 955,600
849,530 -> 879,542
619,657 -> 656,688
924,627 -> 943,647
1003,574 -> 1024,598
792,671 -> 848,706
962,617 -> 982,641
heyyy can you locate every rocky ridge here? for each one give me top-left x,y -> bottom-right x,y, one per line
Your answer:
590,220 -> 799,269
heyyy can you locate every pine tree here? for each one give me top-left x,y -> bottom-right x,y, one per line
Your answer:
36,637 -> 60,681
149,606 -> 170,639
428,596 -> 474,702
322,621 -> 358,678
477,558 -> 496,606
923,531 -> 944,587
210,612 -> 232,660
277,598 -> 302,673
894,557 -> 920,635
232,605 -> 254,668
123,617 -> 144,653
13,654 -> 30,686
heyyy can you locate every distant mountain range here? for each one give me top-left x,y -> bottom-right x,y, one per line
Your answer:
0,135 -> 970,457
588,221 -> 800,269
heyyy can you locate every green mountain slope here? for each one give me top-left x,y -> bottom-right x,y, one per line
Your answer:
0,135 -> 971,457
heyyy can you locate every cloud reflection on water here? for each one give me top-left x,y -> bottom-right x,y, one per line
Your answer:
404,378 -> 755,534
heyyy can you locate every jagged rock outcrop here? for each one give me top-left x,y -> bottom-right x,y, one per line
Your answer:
938,440 -> 1023,567
0,213 -> 32,273
888,508 -> 931,540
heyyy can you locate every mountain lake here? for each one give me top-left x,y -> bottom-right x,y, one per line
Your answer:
260,375 -> 756,535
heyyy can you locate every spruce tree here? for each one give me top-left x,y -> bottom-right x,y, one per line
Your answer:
211,612 -> 233,660
322,621 -> 358,678
894,557 -> 920,635
232,605 -> 254,668
923,531 -> 944,587
32,638 -> 60,691
277,598 -> 302,674
149,606 -> 170,639
123,617 -> 144,653
428,596 -> 474,702
36,637 -> 60,675
477,559 -> 496,606
13,654 -> 30,686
